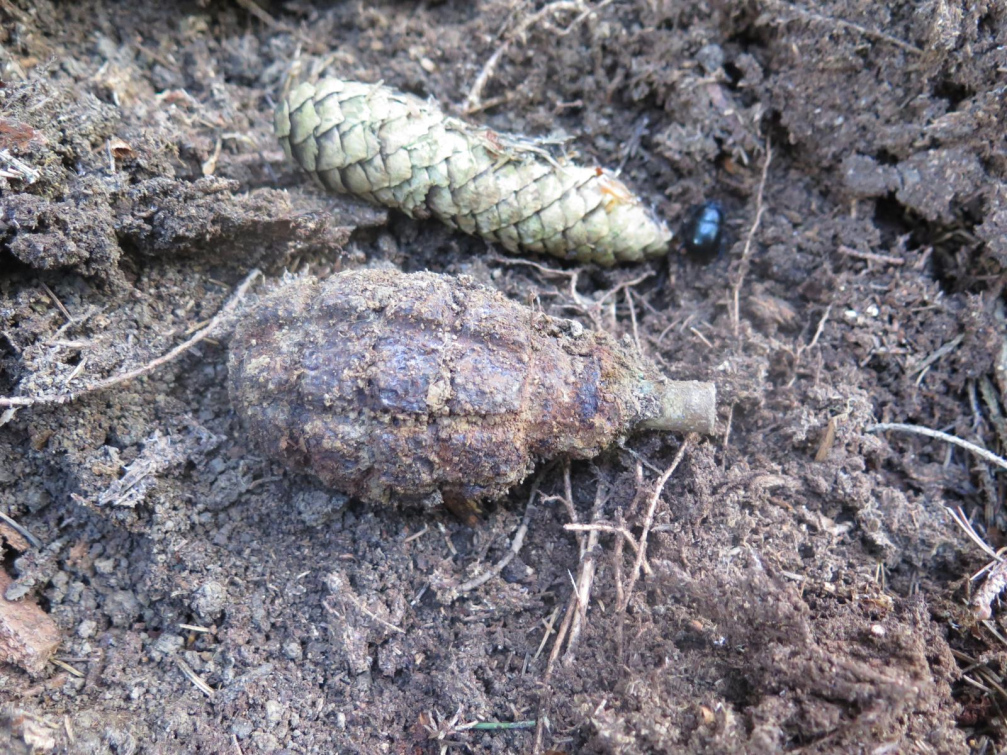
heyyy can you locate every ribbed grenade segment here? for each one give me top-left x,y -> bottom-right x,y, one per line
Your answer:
227,269 -> 716,513
274,78 -> 673,266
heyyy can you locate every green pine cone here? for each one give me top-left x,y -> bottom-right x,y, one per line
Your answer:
275,78 -> 673,266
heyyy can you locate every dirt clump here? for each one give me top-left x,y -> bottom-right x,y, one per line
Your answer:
1,1 -> 1005,753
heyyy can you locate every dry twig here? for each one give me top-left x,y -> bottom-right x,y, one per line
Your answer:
946,505 -> 1000,562
49,658 -> 84,678
564,522 -> 643,556
625,288 -> 641,355
533,587 -> 577,753
730,140 -> 772,337
767,0 -> 924,55
838,244 -> 906,266
944,505 -> 1007,620
533,464 -> 598,752
176,657 -> 215,698
0,511 -> 44,550
232,0 -> 318,50
39,282 -> 72,323
465,0 -> 615,114
563,480 -> 608,664
974,560 -> 1007,621
909,335 -> 964,382
0,148 -> 40,184
617,436 -> 693,612
979,375 -> 1007,451
868,422 -> 1007,473
532,606 -> 561,663
456,480 -> 540,593
787,304 -> 832,389
0,269 -> 261,410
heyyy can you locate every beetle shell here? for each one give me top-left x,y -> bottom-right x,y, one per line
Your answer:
227,269 -> 668,507
681,201 -> 724,262
274,78 -> 673,266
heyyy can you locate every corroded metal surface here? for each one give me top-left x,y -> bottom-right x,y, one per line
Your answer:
228,269 -> 709,510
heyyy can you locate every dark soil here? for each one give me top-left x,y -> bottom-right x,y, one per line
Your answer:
1,1 -> 1005,753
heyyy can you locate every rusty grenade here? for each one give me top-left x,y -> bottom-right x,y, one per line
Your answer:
228,269 -> 715,516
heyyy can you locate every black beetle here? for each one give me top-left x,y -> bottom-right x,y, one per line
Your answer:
681,201 -> 724,262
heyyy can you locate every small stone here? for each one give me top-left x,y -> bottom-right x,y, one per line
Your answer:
840,154 -> 898,198
265,699 -> 284,725
153,633 -> 184,657
191,580 -> 227,620
251,732 -> 279,751
104,590 -> 140,628
77,619 -> 98,639
46,572 -> 68,604
501,556 -> 533,584
282,640 -> 303,661
231,719 -> 254,739
4,580 -> 31,602
696,44 -> 725,74
293,488 -> 347,528
66,581 -> 84,604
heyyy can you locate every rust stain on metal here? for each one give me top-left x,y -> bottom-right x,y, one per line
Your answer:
228,269 -> 714,514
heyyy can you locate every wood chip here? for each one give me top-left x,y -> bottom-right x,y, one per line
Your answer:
0,571 -> 61,676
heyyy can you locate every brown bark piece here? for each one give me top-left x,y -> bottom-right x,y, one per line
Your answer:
0,708 -> 58,755
0,571 -> 61,677
0,525 -> 31,553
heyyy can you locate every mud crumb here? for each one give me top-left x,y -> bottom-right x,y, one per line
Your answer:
0,0 -> 1003,752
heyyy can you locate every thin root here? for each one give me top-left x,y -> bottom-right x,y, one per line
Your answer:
768,0 -> 924,55
730,140 -> 773,338
617,436 -> 694,613
457,479 -> 541,593
0,269 -> 262,411
562,479 -> 608,664
465,0 -> 613,114
868,422 -> 1007,474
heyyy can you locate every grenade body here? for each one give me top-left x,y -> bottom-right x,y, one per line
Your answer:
228,269 -> 681,509
274,78 -> 673,266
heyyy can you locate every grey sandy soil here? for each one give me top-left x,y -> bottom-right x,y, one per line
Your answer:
1,1 -> 1005,752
